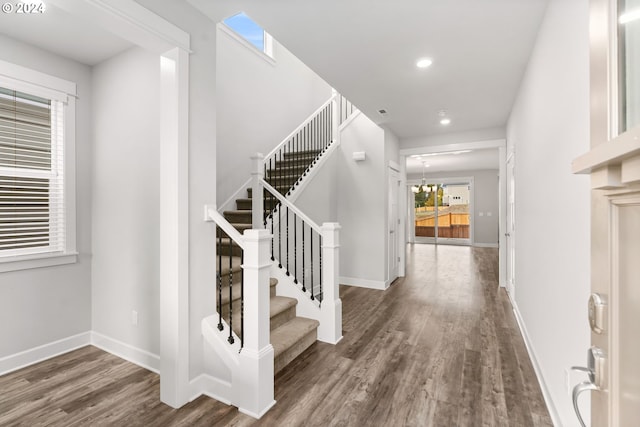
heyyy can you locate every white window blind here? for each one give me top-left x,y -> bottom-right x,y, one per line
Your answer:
0,87 -> 65,256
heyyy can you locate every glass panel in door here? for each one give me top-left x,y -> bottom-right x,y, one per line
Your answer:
618,0 -> 640,133
439,184 -> 470,242
414,184 -> 437,242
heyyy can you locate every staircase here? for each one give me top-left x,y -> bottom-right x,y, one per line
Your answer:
218,181 -> 319,373
203,92 -> 351,418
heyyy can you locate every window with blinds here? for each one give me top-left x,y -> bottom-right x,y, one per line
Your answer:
0,87 -> 65,256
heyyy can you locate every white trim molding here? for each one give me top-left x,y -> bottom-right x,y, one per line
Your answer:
509,297 -> 562,427
0,332 -> 91,376
91,332 -> 160,374
340,276 -> 389,290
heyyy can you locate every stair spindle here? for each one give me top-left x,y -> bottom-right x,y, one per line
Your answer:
302,222 -> 306,293
294,212 -> 298,284
310,231 -> 314,301
319,234 -> 323,304
269,160 -> 275,261
217,228 -> 223,331
240,250 -> 244,349
228,239 -> 234,344
278,152 -> 282,268
286,205 -> 290,276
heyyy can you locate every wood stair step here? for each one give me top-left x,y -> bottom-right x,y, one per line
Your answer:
272,317 -> 319,374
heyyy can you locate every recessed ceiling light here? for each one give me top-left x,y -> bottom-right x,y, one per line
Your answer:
440,118 -> 451,125
416,58 -> 433,69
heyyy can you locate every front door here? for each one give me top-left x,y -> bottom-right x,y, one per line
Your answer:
571,0 -> 640,424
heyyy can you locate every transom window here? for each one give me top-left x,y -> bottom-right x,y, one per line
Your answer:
223,12 -> 273,57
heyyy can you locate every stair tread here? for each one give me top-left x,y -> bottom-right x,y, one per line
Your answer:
223,210 -> 252,214
270,296 -> 297,318
271,317 -> 320,359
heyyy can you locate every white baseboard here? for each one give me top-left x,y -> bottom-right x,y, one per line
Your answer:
90,331 -> 160,374
509,297 -> 562,427
189,374 -> 233,405
340,276 -> 388,290
0,331 -> 91,375
473,242 -> 499,248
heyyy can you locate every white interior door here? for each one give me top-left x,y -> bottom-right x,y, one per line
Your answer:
506,155 -> 515,298
388,168 -> 400,282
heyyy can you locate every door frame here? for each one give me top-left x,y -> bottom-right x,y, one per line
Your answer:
505,152 -> 516,298
388,165 -> 401,283
399,139 -> 507,286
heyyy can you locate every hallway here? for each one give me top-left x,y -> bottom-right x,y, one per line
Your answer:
0,245 -> 552,426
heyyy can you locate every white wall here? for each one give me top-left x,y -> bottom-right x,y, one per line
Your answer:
408,169 -> 500,245
0,35 -> 92,359
506,0 -> 591,424
91,47 -> 160,358
216,24 -> 332,206
293,150 -> 339,224
338,113 -> 387,287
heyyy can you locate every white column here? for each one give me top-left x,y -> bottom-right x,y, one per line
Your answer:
236,229 -> 275,418
160,47 -> 190,408
251,153 -> 265,229
319,222 -> 342,344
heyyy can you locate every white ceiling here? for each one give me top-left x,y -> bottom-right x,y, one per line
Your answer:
189,0 -> 549,140
406,148 -> 499,175
0,2 -> 133,66
2,1 -> 546,174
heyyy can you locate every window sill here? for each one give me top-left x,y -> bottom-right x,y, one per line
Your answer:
0,252 -> 78,273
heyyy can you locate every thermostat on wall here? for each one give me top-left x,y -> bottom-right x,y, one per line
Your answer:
352,151 -> 366,161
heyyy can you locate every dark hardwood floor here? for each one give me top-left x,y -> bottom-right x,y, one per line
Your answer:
0,245 -> 552,426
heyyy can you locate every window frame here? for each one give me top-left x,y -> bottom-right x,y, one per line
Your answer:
0,60 -> 77,273
220,12 -> 275,64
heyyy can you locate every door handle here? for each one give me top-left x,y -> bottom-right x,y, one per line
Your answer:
505,232 -> 511,237
572,381 -> 598,427
570,347 -> 606,427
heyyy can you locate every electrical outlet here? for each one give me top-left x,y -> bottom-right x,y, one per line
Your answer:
132,310 -> 138,326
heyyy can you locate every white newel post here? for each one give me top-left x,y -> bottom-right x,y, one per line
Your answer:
251,153 -> 264,229
320,223 -> 342,344
237,229 -> 275,418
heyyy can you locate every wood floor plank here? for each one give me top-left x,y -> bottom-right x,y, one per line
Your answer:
0,245 -> 552,426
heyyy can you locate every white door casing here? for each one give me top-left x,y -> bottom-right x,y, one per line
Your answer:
388,167 -> 400,282
506,153 -> 516,298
